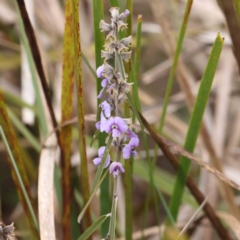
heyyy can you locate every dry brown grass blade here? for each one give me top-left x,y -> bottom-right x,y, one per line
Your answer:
150,0 -> 240,219
38,135 -> 57,240
139,111 -> 232,240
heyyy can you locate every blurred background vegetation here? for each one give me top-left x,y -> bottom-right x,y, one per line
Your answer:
0,0 -> 240,239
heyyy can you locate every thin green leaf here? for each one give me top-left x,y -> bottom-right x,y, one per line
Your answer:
167,33 -> 224,223
7,108 -> 41,152
92,0 -> 110,236
77,170 -> 109,223
77,214 -> 111,240
60,0 -> 75,238
71,0 -> 91,230
158,0 -> 193,132
0,92 -> 39,239
0,126 -> 39,231
109,0 -> 119,7
132,15 -> 142,112
13,0 -> 48,136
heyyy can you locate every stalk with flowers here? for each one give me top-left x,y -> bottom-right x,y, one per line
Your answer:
93,7 -> 139,239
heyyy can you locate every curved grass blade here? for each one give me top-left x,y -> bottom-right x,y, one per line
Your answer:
0,92 -> 39,239
158,0 -> 193,132
7,108 -> 41,152
167,33 -> 224,223
71,0 -> 91,231
60,0 -> 75,238
0,126 -> 39,232
78,169 -> 109,223
233,0 -> 240,22
77,214 -> 111,240
92,0 -> 110,236
13,0 -> 47,136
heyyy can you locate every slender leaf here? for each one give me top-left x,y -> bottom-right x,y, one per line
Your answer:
77,214 -> 111,240
233,0 -> 240,22
71,0 -> 91,231
13,0 -> 48,136
109,0 -> 119,7
92,0 -> 110,236
0,126 -> 39,231
0,92 -> 39,239
167,33 -> 224,223
7,108 -> 41,152
60,0 -> 75,238
158,0 -> 193,132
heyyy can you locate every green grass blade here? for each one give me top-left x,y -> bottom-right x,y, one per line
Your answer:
77,214 -> 111,240
13,0 -> 48,136
60,0 -> 75,238
0,92 -> 39,239
7,108 -> 41,152
1,89 -> 36,113
0,126 -> 39,231
71,0 -> 91,231
92,0 -> 110,236
109,0 -> 119,7
158,0 -> 193,132
167,33 -> 224,223
132,15 -> 142,112
78,169 -> 109,223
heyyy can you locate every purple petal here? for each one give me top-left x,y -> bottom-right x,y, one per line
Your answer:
100,101 -> 111,118
96,65 -> 104,78
109,162 -> 125,177
129,137 -> 139,147
97,88 -> 104,99
124,9 -> 130,17
104,117 -> 114,133
100,112 -> 107,132
101,78 -> 109,87
112,128 -> 119,137
114,117 -> 128,133
127,128 -> 137,139
93,157 -> 101,166
98,146 -> 106,157
95,121 -> 100,130
131,150 -> 137,156
104,156 -> 111,168
122,144 -> 131,159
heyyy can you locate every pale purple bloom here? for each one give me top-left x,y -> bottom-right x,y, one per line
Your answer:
96,112 -> 108,132
127,128 -> 137,139
101,78 -> 109,87
122,137 -> 139,159
104,117 -> 128,137
97,88 -> 104,99
99,101 -> 111,118
96,65 -> 104,78
109,162 -> 125,177
93,146 -> 111,168
123,9 -> 130,18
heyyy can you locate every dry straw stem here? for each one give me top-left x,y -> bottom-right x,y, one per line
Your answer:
150,0 -> 239,219
139,112 -> 232,240
38,135 -> 57,240
0,92 -> 39,239
60,0 -> 75,238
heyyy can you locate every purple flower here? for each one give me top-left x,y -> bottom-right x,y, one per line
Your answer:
123,9 -> 130,17
122,137 -> 139,159
105,117 -> 128,137
109,162 -> 125,177
97,88 -> 104,99
96,112 -> 108,132
127,128 -> 138,139
99,101 -> 111,118
96,65 -> 104,78
101,78 -> 109,88
93,146 -> 111,168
